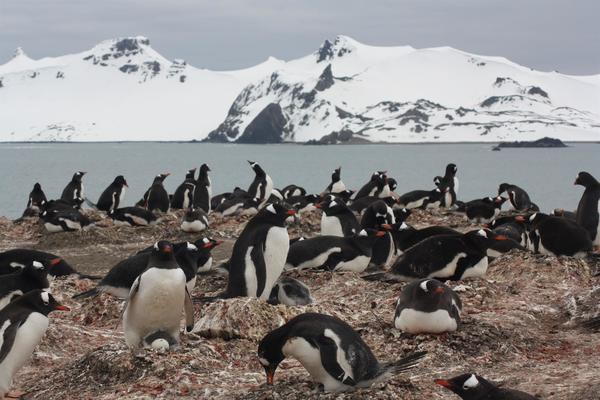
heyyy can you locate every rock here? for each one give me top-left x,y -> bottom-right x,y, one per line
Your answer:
496,137 -> 567,148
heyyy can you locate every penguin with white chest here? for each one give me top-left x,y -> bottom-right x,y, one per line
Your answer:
247,161 -> 273,207
268,276 -> 314,306
171,168 -> 196,210
435,373 -> 536,400
526,213 -> 592,257
257,312 -> 426,392
318,195 -> 360,237
498,183 -> 538,211
0,260 -> 53,310
575,171 -> 600,247
0,290 -> 69,398
60,171 -> 86,205
354,171 -> 389,200
109,207 -> 157,227
434,163 -> 458,208
463,196 -> 507,224
141,173 -> 170,213
96,175 -> 128,212
181,208 -> 209,233
193,164 -> 212,213
397,187 -> 445,210
224,203 -> 295,299
40,208 -> 92,232
323,167 -> 346,194
394,279 -> 462,334
360,200 -> 396,267
24,183 -> 47,215
123,241 -> 194,350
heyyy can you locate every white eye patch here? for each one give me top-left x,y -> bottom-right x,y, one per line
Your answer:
203,238 -> 210,244
153,242 -> 159,250
529,213 -> 537,222
187,242 -> 198,251
463,374 -> 479,389
266,204 -> 276,214
359,229 -> 367,236
41,291 -> 50,304
329,200 -> 338,207
399,222 -> 409,230
477,229 -> 487,237
33,261 -> 44,269
419,280 -> 430,292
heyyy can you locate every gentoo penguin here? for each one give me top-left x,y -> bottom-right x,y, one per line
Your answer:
60,171 -> 86,204
434,163 -> 458,208
123,241 -> 194,350
323,167 -> 346,194
247,161 -> 273,206
391,224 -> 460,256
286,194 -> 320,214
25,183 -> 47,213
318,195 -> 360,237
435,373 -> 536,399
41,198 -> 82,213
393,208 -> 412,224
224,203 -> 294,299
268,277 -> 314,306
285,230 -> 385,272
0,249 -> 97,279
109,207 -> 158,227
365,229 -> 506,282
498,183 -> 538,211
349,196 -> 395,214
193,164 -> 212,213
0,260 -> 53,310
354,171 -> 388,200
40,208 -> 92,232
96,175 -> 128,212
575,171 -> 600,247
524,213 -> 592,257
171,168 -> 196,210
142,173 -> 170,212
181,208 -> 209,233
394,279 -> 462,334
211,191 -> 231,211
488,216 -> 528,246
387,177 -> 398,194
360,200 -> 396,267
463,196 -> 507,224
269,189 -> 285,203
0,290 -> 69,398
257,313 -> 426,392
215,195 -> 260,217
397,188 -> 445,209
281,185 -> 307,199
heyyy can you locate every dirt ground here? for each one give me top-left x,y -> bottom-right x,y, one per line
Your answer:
1,208 -> 600,399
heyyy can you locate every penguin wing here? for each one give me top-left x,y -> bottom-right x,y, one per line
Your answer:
315,334 -> 357,386
250,243 -> 267,297
117,275 -> 142,328
184,287 -> 194,332
0,318 -> 22,364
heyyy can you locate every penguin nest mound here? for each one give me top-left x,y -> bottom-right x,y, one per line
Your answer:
6,210 -> 600,399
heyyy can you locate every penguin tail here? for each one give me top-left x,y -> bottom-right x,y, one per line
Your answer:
72,287 -> 100,299
376,351 -> 427,378
581,316 -> 600,331
84,197 -> 98,210
361,272 -> 402,283
77,273 -> 102,280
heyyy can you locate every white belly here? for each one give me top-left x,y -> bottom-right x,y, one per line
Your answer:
44,222 -> 64,233
181,220 -> 207,233
461,257 -> 488,279
126,213 -> 150,226
222,203 -> 242,216
321,215 -> 344,237
334,255 -> 371,272
61,217 -> 82,230
427,253 -> 466,279
182,188 -> 191,209
113,219 -> 132,227
197,257 -> 213,273
0,313 -> 48,396
288,247 -> 341,270
258,226 -> 289,299
394,308 -> 458,334
402,198 -> 427,209
331,181 -> 346,194
119,187 -> 126,206
444,192 -> 452,207
379,185 -> 391,198
453,177 -> 459,193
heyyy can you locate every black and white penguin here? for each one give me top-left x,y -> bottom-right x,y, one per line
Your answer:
268,188 -> 284,203
123,241 -> 194,350
286,194 -> 320,214
171,168 -> 196,210
281,185 -> 307,199
268,277 -> 314,306
526,213 -> 592,257
0,260 -> 52,310
211,191 -> 232,211
488,215 -> 528,246
498,183 -> 538,211
142,173 -> 170,212
181,208 -> 209,233
247,161 -> 273,206
285,230 -> 385,272
0,290 -> 69,398
257,313 -> 426,392
41,198 -> 82,213
361,200 -> 396,267
215,194 -> 260,217
96,175 -> 128,212
397,188 -> 445,209
224,203 -> 294,299
391,224 -> 460,256
349,196 -> 395,214
435,373 -> 536,399
193,164 -> 212,213
323,167 -> 346,194
60,171 -> 86,204
191,237 -> 222,273
109,207 -> 158,227
25,183 -> 47,214
434,163 -> 458,208
575,171 -> 600,247
464,196 -> 507,224
40,208 -> 92,232
387,177 -> 398,193
394,279 -> 462,334
354,171 -> 389,200
393,208 -> 412,224
318,195 -> 360,237
0,249 -> 96,279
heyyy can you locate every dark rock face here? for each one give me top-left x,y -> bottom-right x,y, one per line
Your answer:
314,64 -> 334,91
114,38 -> 149,53
119,64 -> 139,74
316,40 -> 334,62
497,137 -> 567,148
235,103 -> 287,144
527,86 -> 549,98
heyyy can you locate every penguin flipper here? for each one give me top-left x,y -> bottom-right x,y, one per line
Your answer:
316,335 -> 356,386
72,287 -> 100,299
184,287 -> 195,332
84,197 -> 98,210
0,319 -> 21,364
321,252 -> 344,271
251,244 -> 267,297
116,276 -> 141,330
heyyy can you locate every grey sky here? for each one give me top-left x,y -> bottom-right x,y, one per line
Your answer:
1,0 -> 598,74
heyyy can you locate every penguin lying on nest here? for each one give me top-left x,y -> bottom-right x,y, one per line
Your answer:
435,373 -> 536,399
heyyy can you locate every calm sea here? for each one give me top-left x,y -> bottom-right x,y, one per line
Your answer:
0,142 -> 597,218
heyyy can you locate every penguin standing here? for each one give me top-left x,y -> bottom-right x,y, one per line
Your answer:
323,167 -> 346,194
575,171 -> 600,247
25,183 -> 47,213
109,207 -> 157,227
193,164 -> 212,213
171,168 -> 196,210
433,163 -> 458,208
526,213 -> 592,257
123,241 -> 194,350
354,171 -> 388,200
361,200 -> 396,267
96,175 -> 128,212
394,279 -> 462,334
224,203 -> 295,299
318,195 -> 360,237
435,373 -> 536,399
143,173 -> 170,213
60,171 -> 86,204
498,183 -> 538,211
247,161 -> 273,207
257,313 -> 426,392
0,260 -> 53,310
0,290 -> 69,398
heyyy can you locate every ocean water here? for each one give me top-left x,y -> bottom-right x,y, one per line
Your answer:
0,142 -> 597,218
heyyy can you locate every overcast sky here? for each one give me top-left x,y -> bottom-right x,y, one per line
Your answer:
1,0 -> 598,74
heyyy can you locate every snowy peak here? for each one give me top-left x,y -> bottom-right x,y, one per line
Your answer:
316,35 -> 358,62
12,47 -> 30,59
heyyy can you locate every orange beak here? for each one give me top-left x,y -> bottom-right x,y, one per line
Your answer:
434,286 -> 445,294
434,379 -> 452,389
55,305 -> 70,311
315,203 -> 322,209
514,215 -> 526,222
164,245 -> 173,253
381,224 -> 393,231
49,258 -> 62,266
494,235 -> 509,241
286,209 -> 297,216
266,370 -> 274,385
376,231 -> 386,237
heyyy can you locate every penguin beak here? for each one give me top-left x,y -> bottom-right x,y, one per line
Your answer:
381,224 -> 393,231
55,304 -> 70,311
164,245 -> 173,253
514,215 -> 526,222
494,235 -> 509,241
375,231 -> 386,237
286,210 -> 297,216
265,368 -> 275,385
315,203 -> 322,209
49,258 -> 62,267
434,379 -> 453,389
434,286 -> 445,294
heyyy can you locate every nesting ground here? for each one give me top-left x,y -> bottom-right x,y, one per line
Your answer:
1,209 -> 599,399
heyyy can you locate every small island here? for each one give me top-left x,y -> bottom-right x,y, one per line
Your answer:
492,137 -> 567,150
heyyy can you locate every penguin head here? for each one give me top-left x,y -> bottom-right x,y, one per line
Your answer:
465,229 -> 508,249
23,260 -> 54,287
393,208 -> 411,224
331,167 -> 341,182
446,163 -> 457,176
72,171 -> 86,182
33,182 -> 43,191
200,163 -> 211,174
185,168 -> 197,180
435,373 -> 495,399
387,177 -> 398,191
114,175 -> 128,187
497,183 -> 510,195
195,237 -> 223,250
260,203 -> 296,225
433,176 -> 443,187
316,195 -> 345,215
417,279 -> 447,296
248,160 -> 265,175
258,326 -> 288,385
152,240 -> 175,260
20,290 -> 70,316
154,173 -> 170,183
493,196 -> 507,207
575,171 -> 599,187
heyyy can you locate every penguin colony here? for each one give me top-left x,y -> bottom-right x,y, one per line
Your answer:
2,161 -> 599,398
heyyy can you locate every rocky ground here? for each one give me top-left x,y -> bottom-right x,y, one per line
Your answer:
1,208 -> 600,400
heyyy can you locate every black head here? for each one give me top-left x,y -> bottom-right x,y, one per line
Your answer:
258,203 -> 296,226
316,195 -> 345,214
416,279 -> 447,296
435,373 -> 495,399
248,160 -> 265,175
433,176 -> 443,187
526,212 -> 548,226
200,163 -> 211,174
33,182 -> 43,191
17,290 -> 70,316
185,168 -> 197,180
194,237 -> 223,250
393,208 -> 412,223
151,240 -> 175,261
331,167 -> 341,182
497,183 -> 511,195
445,163 -> 457,176
493,196 -> 507,207
387,177 -> 398,191
23,259 -> 56,287
575,171 -> 599,187
464,229 -> 508,248
114,175 -> 128,187
72,171 -> 86,182
258,326 -> 288,385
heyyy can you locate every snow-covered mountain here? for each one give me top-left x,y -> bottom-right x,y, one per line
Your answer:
1,35 -> 599,142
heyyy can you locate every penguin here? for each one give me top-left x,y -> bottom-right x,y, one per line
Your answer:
25,183 -> 47,214
525,213 -> 592,257
123,241 -> 194,350
257,313 -> 426,392
360,200 -> 396,267
181,208 -> 209,233
498,183 -> 537,211
365,229 -> 507,282
349,196 -> 396,214
192,237 -> 222,273
281,185 -> 307,199
96,175 -> 128,212
41,198 -> 82,213
488,215 -> 528,246
269,188 -> 285,203
286,194 -> 320,214
193,164 -> 212,213
247,161 -> 273,206
171,168 -> 196,210
387,177 -> 398,193
285,230 -> 385,272
40,208 -> 92,232
0,290 -> 69,398
394,279 -> 462,334
323,167 -> 346,194
463,196 -> 507,224
354,171 -> 388,200
268,277 -> 314,306
575,171 -> 600,247
390,224 -> 460,256
393,208 -> 412,224
142,173 -> 170,212
434,163 -> 458,207
435,373 -> 536,399
109,207 -> 158,227
223,203 -> 294,299
60,171 -> 86,204
397,188 -> 445,209
211,192 -> 232,211
318,195 -> 360,237
0,260 -> 52,310
215,195 -> 260,217
0,249 -> 97,279
551,208 -> 577,221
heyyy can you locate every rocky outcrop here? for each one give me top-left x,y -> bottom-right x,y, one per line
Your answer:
235,103 -> 287,144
